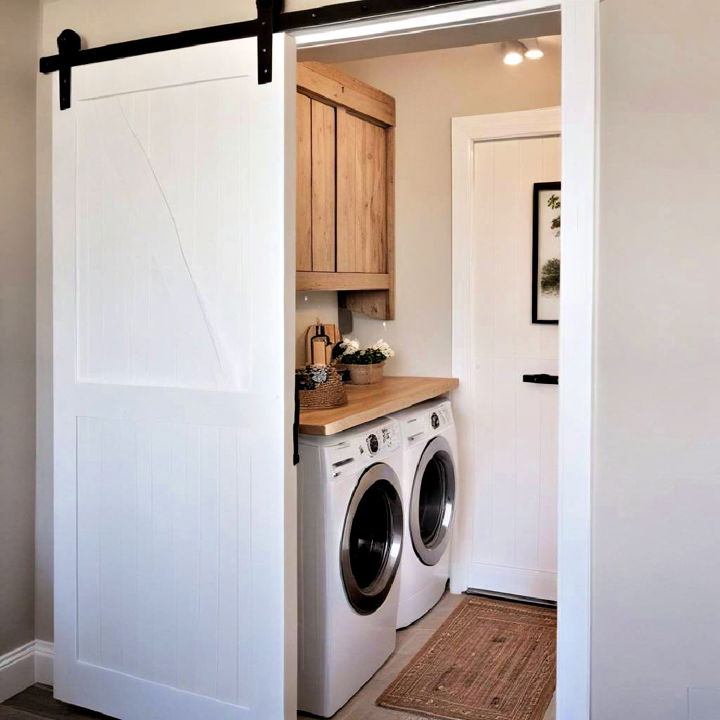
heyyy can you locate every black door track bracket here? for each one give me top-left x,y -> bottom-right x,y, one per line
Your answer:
257,0 -> 283,85
57,29 -> 81,110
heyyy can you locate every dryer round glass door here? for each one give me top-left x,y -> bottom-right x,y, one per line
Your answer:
341,463 -> 403,615
410,436 -> 456,566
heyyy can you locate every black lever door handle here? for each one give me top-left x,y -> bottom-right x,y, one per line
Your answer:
293,376 -> 301,466
523,374 -> 559,385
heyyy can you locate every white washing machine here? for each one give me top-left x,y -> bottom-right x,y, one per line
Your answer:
391,398 -> 457,629
297,418 -> 404,718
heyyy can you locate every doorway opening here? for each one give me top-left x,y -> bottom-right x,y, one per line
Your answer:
292,0 -> 595,716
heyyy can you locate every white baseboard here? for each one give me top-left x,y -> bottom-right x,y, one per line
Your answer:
0,640 -> 54,703
0,642 -> 36,703
34,641 -> 54,686
467,563 -> 557,602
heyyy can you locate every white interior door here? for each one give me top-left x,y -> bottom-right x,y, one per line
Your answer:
452,109 -> 559,601
52,36 -> 296,720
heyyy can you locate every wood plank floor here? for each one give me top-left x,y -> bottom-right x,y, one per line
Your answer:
0,685 -> 113,719
298,591 -> 556,720
2,595 -> 555,720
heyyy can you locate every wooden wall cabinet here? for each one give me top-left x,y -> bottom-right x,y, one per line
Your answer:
296,61 -> 396,320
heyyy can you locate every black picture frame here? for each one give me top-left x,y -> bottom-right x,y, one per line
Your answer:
532,181 -> 561,325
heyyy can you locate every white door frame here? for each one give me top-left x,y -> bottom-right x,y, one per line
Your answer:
295,2 -> 599,718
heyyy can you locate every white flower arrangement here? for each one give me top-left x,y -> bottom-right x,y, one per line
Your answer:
340,337 -> 361,355
339,337 -> 395,365
371,340 -> 396,359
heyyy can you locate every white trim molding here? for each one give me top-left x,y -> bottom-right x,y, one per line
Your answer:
34,641 -> 54,687
556,2 -> 598,719
293,0 -> 559,48
0,640 -> 54,702
0,642 -> 35,703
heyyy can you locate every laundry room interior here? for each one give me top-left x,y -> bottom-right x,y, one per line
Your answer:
294,8 -> 561,720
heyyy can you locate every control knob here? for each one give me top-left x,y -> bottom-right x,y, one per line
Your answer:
367,433 -> 379,454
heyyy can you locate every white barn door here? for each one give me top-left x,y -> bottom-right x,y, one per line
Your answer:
52,36 -> 296,720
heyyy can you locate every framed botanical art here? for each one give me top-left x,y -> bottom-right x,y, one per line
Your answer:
532,181 -> 561,324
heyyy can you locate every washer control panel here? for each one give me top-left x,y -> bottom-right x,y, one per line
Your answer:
427,403 -> 453,431
399,401 -> 455,447
324,420 -> 399,479
364,423 -> 399,456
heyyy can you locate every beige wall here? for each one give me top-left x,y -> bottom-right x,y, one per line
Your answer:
0,0 -> 38,655
594,1 -> 720,717
330,41 -> 561,376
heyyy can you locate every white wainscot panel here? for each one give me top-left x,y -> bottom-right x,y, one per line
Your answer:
76,416 -> 251,705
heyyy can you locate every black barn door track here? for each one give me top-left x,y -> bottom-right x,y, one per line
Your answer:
39,0 -> 496,108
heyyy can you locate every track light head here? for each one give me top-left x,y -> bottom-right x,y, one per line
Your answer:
524,38 -> 544,60
502,40 -> 527,66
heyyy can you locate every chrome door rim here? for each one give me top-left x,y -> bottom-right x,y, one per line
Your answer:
340,463 -> 403,615
410,435 -> 456,566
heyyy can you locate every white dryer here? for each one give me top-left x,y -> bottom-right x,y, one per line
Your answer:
297,418 -> 404,718
391,399 -> 457,629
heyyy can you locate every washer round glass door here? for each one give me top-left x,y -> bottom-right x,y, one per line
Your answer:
341,463 -> 403,615
410,436 -> 456,566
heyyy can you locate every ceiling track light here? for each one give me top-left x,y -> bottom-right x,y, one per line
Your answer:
524,38 -> 544,60
501,40 -> 527,66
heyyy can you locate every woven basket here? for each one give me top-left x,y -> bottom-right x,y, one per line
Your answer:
298,370 -> 348,410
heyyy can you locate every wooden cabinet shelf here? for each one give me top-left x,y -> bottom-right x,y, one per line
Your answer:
296,61 -> 395,320
296,271 -> 391,292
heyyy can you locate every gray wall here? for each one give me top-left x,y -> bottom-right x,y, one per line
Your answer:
0,0 -> 38,655
593,1 -> 720,717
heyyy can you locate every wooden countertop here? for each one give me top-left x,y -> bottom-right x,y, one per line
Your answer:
299,376 -> 459,436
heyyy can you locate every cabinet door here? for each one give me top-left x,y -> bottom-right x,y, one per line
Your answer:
337,108 -> 387,273
311,99 -> 336,271
296,92 -> 312,271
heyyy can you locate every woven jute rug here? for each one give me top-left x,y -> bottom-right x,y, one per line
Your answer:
377,595 -> 556,720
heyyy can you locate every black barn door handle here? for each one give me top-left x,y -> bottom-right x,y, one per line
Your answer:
293,376 -> 301,466
523,374 -> 559,385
